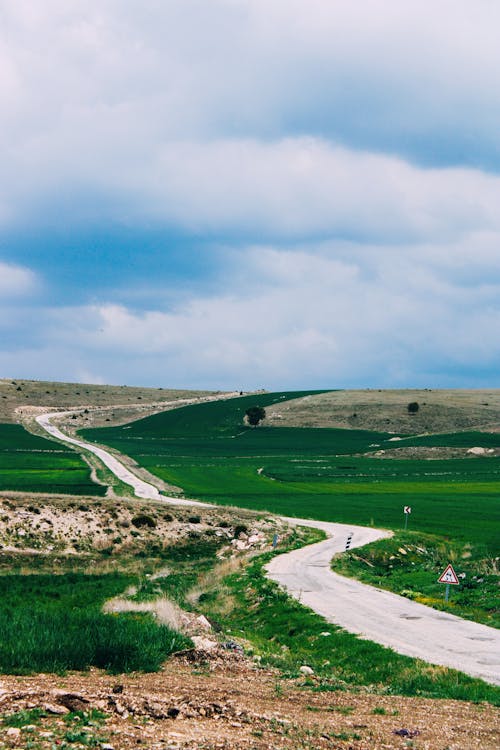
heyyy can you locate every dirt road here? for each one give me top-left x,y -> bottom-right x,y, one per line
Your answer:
36,412 -> 500,686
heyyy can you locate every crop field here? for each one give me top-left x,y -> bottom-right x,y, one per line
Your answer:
0,424 -> 106,495
82,393 -> 500,552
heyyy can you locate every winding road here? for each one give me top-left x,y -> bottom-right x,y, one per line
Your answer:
36,411 -> 500,686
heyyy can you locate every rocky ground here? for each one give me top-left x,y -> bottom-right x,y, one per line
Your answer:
0,495 -> 284,566
0,651 -> 498,750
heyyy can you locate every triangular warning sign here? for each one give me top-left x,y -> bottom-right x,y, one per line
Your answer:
438,563 -> 459,585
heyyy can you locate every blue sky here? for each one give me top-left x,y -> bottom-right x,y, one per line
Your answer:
1,0 -> 500,390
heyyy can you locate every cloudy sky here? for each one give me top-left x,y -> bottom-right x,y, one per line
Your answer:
1,1 -> 499,390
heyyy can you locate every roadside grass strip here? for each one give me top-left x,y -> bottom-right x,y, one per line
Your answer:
331,531 -> 500,628
198,547 -> 500,705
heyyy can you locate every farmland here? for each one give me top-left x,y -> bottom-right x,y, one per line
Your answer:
0,424 -> 106,496
82,392 -> 500,552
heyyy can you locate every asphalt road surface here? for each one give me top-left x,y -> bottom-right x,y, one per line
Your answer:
36,412 -> 500,686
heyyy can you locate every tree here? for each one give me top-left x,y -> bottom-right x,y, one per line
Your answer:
407,401 -> 419,414
245,406 -> 266,427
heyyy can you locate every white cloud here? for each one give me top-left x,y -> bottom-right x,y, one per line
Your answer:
149,138 -> 500,239
0,261 -> 37,297
1,1 -> 500,232
23,244 -> 498,388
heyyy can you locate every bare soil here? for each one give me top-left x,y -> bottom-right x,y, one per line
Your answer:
265,389 -> 500,435
0,655 -> 498,749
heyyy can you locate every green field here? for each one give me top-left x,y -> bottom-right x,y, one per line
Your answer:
82,393 -> 500,552
0,572 -> 189,673
0,424 -> 106,495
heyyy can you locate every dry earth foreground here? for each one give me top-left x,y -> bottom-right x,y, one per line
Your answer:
0,659 -> 499,750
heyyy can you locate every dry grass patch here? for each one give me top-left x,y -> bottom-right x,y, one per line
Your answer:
265,388 -> 500,434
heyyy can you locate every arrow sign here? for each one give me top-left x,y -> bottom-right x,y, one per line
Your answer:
404,506 -> 411,514
438,564 -> 460,585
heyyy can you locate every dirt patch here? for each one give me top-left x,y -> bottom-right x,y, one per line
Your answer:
0,658 -> 498,749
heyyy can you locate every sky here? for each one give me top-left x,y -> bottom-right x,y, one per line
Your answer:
1,0 -> 500,391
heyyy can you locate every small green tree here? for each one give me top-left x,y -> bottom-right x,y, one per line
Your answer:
245,406 -> 266,427
407,401 -> 419,414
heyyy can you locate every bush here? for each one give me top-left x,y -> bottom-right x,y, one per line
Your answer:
407,402 -> 419,414
131,514 -> 157,529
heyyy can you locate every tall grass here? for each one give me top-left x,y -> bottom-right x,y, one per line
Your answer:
0,574 -> 190,674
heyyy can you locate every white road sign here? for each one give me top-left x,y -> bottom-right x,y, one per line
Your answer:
404,506 -> 411,514
438,564 -> 460,585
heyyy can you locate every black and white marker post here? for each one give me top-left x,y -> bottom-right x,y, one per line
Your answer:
345,532 -> 354,551
403,505 -> 411,530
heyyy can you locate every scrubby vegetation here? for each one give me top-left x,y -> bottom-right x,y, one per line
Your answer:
331,532 -> 500,628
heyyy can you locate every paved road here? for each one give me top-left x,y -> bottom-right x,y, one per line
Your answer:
36,412 -> 500,686
267,518 -> 500,686
36,411 -> 210,507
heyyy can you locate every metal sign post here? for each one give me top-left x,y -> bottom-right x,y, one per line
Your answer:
403,505 -> 411,530
438,563 -> 459,602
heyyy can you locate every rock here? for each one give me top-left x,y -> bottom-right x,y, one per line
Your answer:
195,614 -> 212,630
5,727 -> 21,738
55,693 -> 90,711
467,446 -> 486,455
43,702 -> 69,714
299,665 -> 314,676
319,631 -> 331,636
100,744 -> 115,750
192,636 -> 218,651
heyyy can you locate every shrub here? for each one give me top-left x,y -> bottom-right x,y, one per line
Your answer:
131,514 -> 157,529
407,402 -> 419,414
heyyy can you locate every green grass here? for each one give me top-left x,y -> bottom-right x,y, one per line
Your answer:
397,431 -> 500,448
331,531 -> 500,628
0,424 -> 105,495
81,393 -> 500,552
0,573 -> 190,673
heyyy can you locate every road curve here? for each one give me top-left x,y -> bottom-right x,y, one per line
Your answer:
267,518 -> 500,686
36,411 -> 500,686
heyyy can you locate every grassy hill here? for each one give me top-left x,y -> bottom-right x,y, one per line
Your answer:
0,378 -> 216,423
